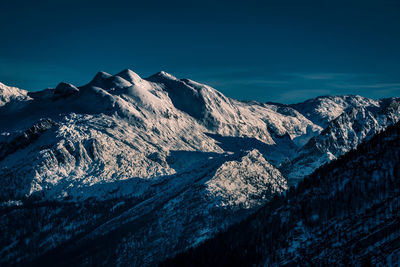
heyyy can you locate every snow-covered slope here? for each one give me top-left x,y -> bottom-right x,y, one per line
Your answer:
0,82 -> 29,106
290,95 -> 380,128
147,71 -> 321,145
0,69 -> 320,201
0,70 -> 291,265
1,149 -> 287,266
0,69 -> 398,266
285,97 -> 400,183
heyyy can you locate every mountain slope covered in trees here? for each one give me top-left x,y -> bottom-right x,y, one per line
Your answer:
163,121 -> 400,266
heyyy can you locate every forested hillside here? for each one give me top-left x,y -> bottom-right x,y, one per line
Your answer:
162,122 -> 400,266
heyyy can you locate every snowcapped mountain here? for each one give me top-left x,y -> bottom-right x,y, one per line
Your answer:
0,69 -> 399,266
0,69 -> 322,202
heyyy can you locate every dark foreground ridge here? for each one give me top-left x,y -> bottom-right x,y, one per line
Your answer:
162,122 -> 400,266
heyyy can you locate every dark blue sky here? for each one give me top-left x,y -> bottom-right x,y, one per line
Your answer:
1,0 -> 399,103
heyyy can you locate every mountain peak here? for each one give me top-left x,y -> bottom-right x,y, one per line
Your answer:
53,82 -> 79,99
88,70 -> 135,89
95,71 -> 112,79
147,71 -> 178,82
116,69 -> 142,84
89,71 -> 112,85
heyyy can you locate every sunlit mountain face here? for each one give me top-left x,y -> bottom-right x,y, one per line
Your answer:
0,69 -> 399,266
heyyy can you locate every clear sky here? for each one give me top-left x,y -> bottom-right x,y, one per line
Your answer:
0,0 -> 399,103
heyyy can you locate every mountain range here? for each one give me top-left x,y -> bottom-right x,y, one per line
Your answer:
0,69 -> 399,266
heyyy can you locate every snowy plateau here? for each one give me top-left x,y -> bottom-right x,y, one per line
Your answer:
0,69 -> 399,266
